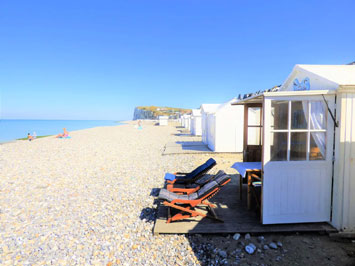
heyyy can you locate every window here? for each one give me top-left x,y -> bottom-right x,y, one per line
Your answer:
247,106 -> 262,145
270,100 -> 327,161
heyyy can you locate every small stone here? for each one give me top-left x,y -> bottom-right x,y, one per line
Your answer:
257,236 -> 265,243
233,233 -> 241,241
245,244 -> 256,255
235,248 -> 242,254
277,241 -> 283,247
218,250 -> 227,258
263,245 -> 269,250
245,233 -> 251,240
269,242 -> 278,249
275,256 -> 282,261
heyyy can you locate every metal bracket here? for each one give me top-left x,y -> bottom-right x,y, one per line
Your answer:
322,95 -> 339,127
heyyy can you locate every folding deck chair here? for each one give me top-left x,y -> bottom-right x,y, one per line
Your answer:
164,158 -> 216,185
250,173 -> 262,211
166,170 -> 226,195
159,172 -> 231,223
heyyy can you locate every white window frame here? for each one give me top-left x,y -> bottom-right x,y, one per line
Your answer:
270,99 -> 327,162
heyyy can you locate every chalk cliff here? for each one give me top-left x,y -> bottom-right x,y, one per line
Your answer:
133,106 -> 191,120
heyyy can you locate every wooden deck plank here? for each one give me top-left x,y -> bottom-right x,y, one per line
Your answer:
154,175 -> 337,235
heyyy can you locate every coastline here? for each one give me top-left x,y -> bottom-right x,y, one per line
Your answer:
0,119 -> 123,144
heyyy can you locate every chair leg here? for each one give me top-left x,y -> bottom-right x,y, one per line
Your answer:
164,202 -> 223,223
239,174 -> 243,200
251,187 -> 261,211
201,199 -> 217,208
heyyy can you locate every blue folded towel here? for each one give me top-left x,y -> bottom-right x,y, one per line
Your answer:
164,173 -> 176,181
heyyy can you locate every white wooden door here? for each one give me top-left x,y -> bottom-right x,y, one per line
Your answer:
262,95 -> 335,224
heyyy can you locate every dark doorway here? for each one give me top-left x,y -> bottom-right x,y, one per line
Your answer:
243,104 -> 262,162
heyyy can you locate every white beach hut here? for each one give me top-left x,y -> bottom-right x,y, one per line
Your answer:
190,109 -> 202,136
158,116 -> 169,126
233,64 -> 355,232
205,98 -> 244,152
201,104 -> 220,144
184,114 -> 191,131
182,115 -> 186,127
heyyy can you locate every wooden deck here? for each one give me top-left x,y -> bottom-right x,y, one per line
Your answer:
154,175 -> 337,235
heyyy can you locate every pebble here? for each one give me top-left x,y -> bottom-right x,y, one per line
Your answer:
245,233 -> 251,240
218,250 -> 228,258
263,245 -> 269,250
233,233 -> 241,241
277,241 -> 283,247
269,242 -> 278,249
245,243 -> 256,254
257,236 -> 265,243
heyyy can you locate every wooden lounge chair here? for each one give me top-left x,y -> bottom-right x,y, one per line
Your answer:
250,173 -> 262,210
164,158 -> 216,185
159,172 -> 231,223
166,170 -> 226,195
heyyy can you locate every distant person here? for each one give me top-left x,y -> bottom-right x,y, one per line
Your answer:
27,133 -> 34,141
33,131 -> 37,139
56,128 -> 69,138
138,120 -> 142,130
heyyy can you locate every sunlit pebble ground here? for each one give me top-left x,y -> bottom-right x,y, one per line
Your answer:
0,121 -> 238,266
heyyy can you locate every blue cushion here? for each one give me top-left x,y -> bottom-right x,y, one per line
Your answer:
185,158 -> 216,179
164,173 -> 176,181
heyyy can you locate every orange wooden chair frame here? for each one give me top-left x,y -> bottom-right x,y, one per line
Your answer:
163,179 -> 231,223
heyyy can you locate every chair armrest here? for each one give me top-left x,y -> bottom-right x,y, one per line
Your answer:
250,173 -> 261,181
175,172 -> 188,175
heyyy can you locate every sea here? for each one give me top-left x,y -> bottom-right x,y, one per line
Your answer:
0,120 -> 121,143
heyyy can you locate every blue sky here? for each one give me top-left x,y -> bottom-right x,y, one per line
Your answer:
1,0 -> 355,120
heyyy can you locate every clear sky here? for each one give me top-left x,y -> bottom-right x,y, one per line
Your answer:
1,0 -> 355,120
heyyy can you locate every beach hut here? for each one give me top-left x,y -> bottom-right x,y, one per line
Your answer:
190,109 -> 202,136
204,98 -> 244,152
201,104 -> 220,144
183,114 -> 191,131
158,116 -> 169,126
232,64 -> 355,232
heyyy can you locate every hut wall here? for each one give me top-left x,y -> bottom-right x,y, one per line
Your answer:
332,89 -> 355,232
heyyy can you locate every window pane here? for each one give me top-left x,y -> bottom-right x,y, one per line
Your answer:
310,132 -> 326,160
310,101 -> 327,130
248,107 -> 261,126
271,101 -> 288,130
270,132 -> 287,161
248,127 -> 261,145
291,101 -> 308,129
290,132 -> 307,160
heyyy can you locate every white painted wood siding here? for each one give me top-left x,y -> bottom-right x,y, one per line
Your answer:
332,90 -> 355,231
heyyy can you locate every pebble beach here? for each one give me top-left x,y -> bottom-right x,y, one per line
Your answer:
0,121 -> 237,266
1,121 -> 354,266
